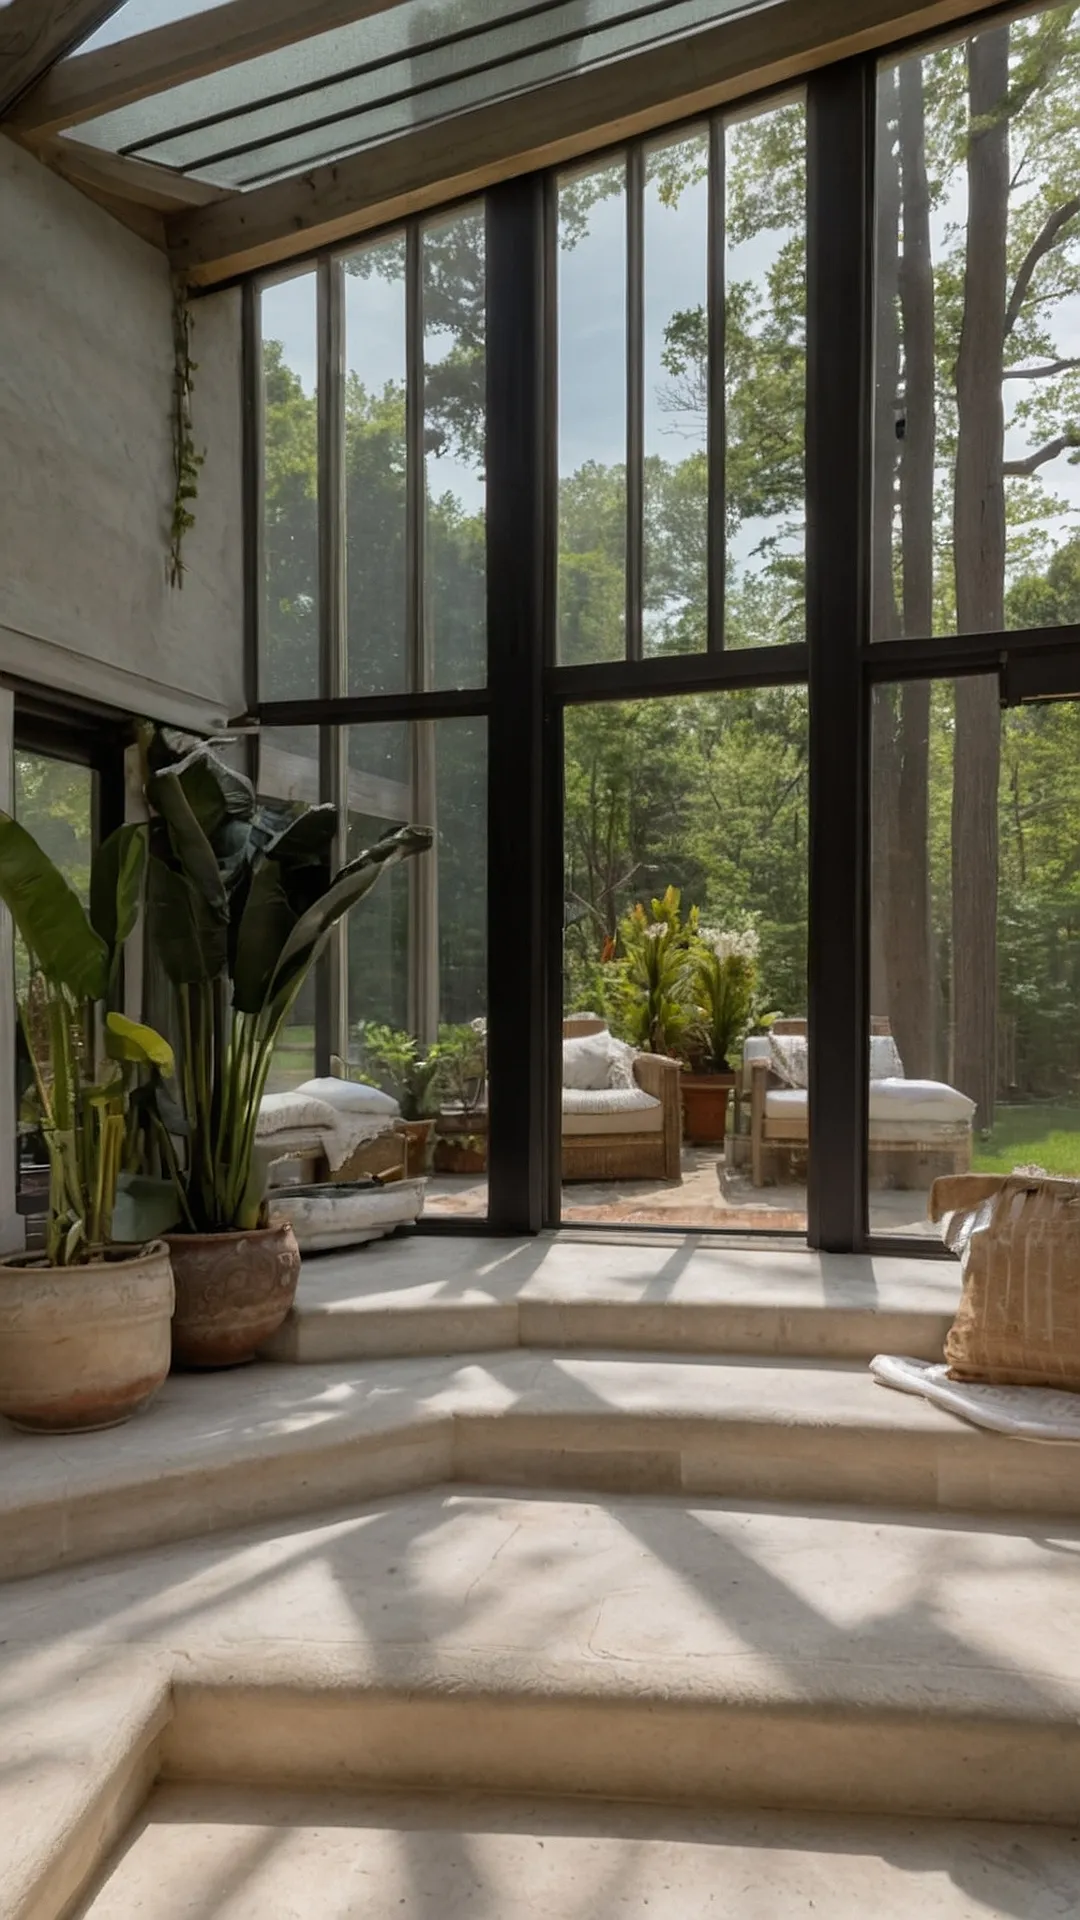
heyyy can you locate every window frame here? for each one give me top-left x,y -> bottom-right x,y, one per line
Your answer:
246,3 -> 1080,1251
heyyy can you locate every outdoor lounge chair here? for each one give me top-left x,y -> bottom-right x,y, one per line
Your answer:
736,1018 -> 975,1189
560,1016 -> 683,1184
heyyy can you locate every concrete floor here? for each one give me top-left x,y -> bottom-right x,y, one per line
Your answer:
424,1145 -> 937,1237
82,1785 -> 1080,1919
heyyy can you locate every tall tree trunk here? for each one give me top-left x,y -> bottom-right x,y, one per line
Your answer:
952,26 -> 1008,1127
888,56 -> 936,1078
870,72 -> 902,1027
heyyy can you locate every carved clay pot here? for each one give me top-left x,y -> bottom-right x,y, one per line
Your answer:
0,1241 -> 174,1433
166,1223 -> 301,1369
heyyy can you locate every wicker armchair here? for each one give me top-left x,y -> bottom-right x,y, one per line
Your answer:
561,1017 -> 683,1183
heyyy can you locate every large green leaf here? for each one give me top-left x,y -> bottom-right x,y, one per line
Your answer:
232,859 -> 297,1014
0,811 -> 108,1000
264,805 -> 338,868
266,826 -> 432,1016
146,857 -> 228,984
105,1011 -> 176,1074
151,735 -> 255,841
146,763 -> 228,916
90,824 -> 146,974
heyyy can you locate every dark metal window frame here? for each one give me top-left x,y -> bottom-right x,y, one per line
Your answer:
248,4 -> 1080,1251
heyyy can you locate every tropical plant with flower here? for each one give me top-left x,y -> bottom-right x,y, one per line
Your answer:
686,924 -> 761,1073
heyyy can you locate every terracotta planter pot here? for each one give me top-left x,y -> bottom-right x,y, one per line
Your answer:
680,1072 -> 735,1147
166,1223 -> 300,1369
0,1241 -> 174,1433
433,1138 -> 488,1176
400,1119 -> 434,1179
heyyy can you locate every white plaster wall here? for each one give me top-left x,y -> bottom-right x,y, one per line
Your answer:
0,137 -> 245,729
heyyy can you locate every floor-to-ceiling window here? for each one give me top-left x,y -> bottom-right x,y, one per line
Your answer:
249,0 -> 1080,1250
866,6 -> 1080,1241
256,209 -> 490,1218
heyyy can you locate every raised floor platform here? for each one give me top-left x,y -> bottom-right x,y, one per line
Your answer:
2,1236 -> 1077,1920
262,1231 -> 961,1362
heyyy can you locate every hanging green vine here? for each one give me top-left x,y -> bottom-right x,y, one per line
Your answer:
168,279 -> 205,589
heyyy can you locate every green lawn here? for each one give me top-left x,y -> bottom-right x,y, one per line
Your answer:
972,1102 -> 1080,1178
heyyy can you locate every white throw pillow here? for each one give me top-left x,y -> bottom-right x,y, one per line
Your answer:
563,1031 -> 639,1091
297,1076 -> 400,1117
257,1092 -> 339,1136
869,1034 -> 905,1080
769,1031 -> 809,1089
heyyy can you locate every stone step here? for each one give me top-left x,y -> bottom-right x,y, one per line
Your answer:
6,1491 -> 1080,1850
81,1783 -> 1080,1918
265,1234 -> 959,1364
2,1349 -> 1076,1582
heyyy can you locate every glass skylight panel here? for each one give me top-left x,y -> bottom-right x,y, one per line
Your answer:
62,0 -> 758,190
75,0 -> 233,54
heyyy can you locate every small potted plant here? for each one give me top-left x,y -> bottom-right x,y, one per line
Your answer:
433,1020 -> 488,1174
361,1025 -> 441,1177
0,811 -> 176,1431
681,926 -> 760,1148
140,726 -> 431,1366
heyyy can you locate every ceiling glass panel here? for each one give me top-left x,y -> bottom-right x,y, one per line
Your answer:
62,0 -> 763,190
76,0 -> 233,54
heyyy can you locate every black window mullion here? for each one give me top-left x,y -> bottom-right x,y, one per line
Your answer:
707,114 -> 727,653
405,222 -> 427,697
315,253 -> 348,1075
805,57 -> 876,1253
486,175 -> 550,1233
626,144 -> 645,663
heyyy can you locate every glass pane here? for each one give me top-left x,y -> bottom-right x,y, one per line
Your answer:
724,96 -> 807,649
13,753 -> 96,1237
260,272 -> 319,701
643,128 -> 709,658
557,158 -> 627,665
346,718 -> 488,1220
344,237 -> 408,697
12,754 -> 94,910
257,729 -> 319,1092
874,8 -> 1080,643
424,207 -> 487,692
561,688 -> 808,1230
869,678 -> 1080,1237
71,0 -> 758,184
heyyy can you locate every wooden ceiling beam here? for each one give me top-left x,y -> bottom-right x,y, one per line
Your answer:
0,0 -> 129,116
37,133 -> 228,210
166,0 -> 1013,288
6,0 -> 418,139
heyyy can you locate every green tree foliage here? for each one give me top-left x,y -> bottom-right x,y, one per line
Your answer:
261,30 -> 1080,1119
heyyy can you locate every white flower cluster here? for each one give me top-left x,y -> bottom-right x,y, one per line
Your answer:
700,926 -> 760,965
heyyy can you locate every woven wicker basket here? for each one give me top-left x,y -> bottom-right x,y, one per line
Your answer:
931,1171 -> 1080,1390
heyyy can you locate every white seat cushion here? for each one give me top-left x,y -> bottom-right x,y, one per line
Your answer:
297,1076 -> 400,1117
257,1092 -> 340,1136
562,1085 -> 662,1136
765,1081 -> 974,1127
765,1088 -> 807,1120
868,1078 -> 975,1123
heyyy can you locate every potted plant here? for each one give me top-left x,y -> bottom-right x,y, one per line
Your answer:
681,926 -> 760,1148
433,1020 -> 488,1174
0,811 -> 176,1431
140,727 -> 431,1366
360,1025 -> 441,1177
